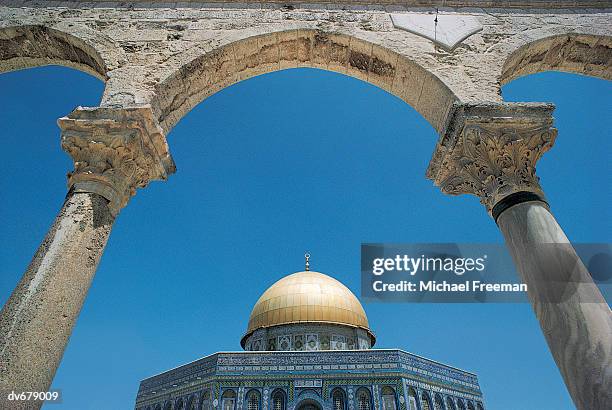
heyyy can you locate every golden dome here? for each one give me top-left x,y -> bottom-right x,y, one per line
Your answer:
241,270 -> 375,347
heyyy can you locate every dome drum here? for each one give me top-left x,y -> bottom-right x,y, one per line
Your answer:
242,322 -> 373,351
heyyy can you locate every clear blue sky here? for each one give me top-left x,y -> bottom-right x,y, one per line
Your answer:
0,65 -> 610,410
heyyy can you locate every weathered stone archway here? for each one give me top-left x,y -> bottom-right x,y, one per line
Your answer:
151,29 -> 459,135
501,33 -> 612,83
0,23 -> 124,80
0,2 -> 610,410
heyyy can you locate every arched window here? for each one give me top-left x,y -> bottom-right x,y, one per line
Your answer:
187,395 -> 197,410
176,399 -> 185,410
331,388 -> 346,410
457,400 -> 466,410
272,389 -> 286,410
247,390 -> 261,410
476,403 -> 484,410
164,402 -> 173,410
434,394 -> 444,410
222,390 -> 236,410
446,397 -> 456,410
381,387 -> 396,410
407,388 -> 418,410
356,388 -> 372,410
200,390 -> 211,410
420,393 -> 431,410
467,403 -> 475,410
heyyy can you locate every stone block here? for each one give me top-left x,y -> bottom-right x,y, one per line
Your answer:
346,36 -> 372,82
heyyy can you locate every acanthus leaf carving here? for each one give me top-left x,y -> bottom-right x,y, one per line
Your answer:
58,106 -> 176,215
427,103 -> 557,215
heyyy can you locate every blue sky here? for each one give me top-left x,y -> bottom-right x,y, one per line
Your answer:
0,66 -> 610,410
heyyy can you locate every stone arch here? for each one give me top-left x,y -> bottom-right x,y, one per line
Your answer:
380,386 -> 397,410
295,390 -> 324,410
295,398 -> 323,410
271,388 -> 287,410
245,389 -> 262,410
406,387 -> 418,410
433,394 -> 444,410
456,399 -> 465,410
222,389 -> 237,410
355,387 -> 372,410
500,33 -> 612,84
0,23 -> 123,80
175,398 -> 185,410
445,396 -> 456,410
331,387 -> 347,410
151,29 -> 459,136
419,391 -> 432,410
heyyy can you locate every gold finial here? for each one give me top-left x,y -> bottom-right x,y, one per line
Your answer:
305,252 -> 310,271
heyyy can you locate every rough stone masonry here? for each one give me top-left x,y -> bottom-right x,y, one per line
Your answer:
0,1 -> 610,410
0,1 -> 610,135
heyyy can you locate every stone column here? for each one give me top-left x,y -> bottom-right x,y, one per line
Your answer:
427,102 -> 612,410
0,106 -> 175,409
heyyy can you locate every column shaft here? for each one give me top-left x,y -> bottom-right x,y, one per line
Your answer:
497,201 -> 612,410
0,191 -> 114,409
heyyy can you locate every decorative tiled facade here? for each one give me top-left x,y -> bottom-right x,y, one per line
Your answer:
134,350 -> 485,410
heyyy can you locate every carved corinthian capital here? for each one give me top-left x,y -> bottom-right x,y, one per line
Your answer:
58,106 -> 176,215
426,103 -> 557,216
